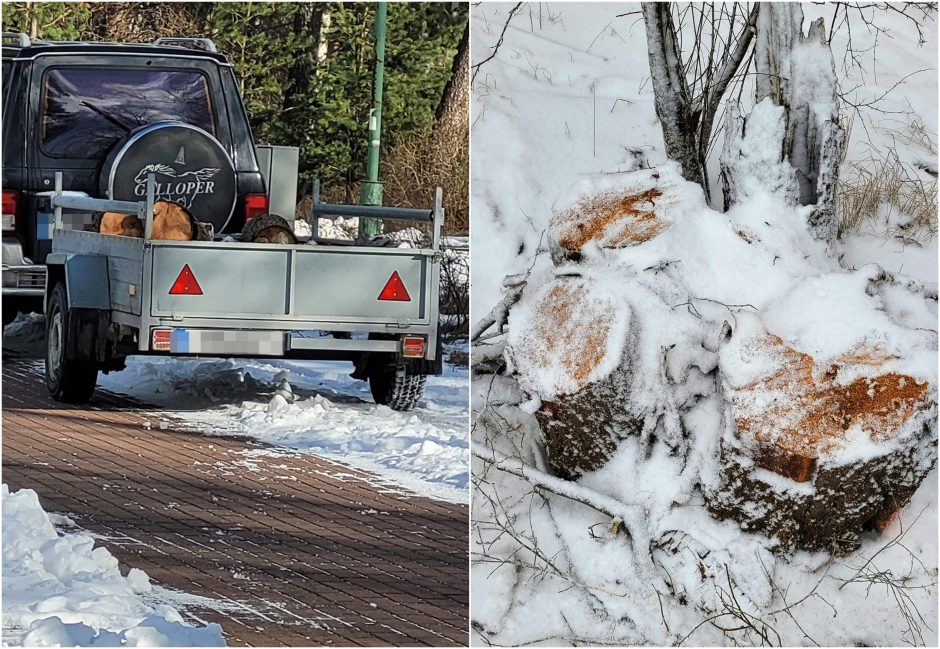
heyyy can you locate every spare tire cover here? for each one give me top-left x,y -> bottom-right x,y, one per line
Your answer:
101,121 -> 237,232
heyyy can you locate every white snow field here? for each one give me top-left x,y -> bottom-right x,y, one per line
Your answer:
1,485 -> 224,647
97,348 -> 470,504
471,3 -> 936,647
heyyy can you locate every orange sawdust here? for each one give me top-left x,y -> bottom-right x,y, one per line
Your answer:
555,187 -> 666,252
533,282 -> 612,387
735,334 -> 928,459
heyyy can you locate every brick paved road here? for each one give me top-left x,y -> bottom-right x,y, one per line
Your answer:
2,356 -> 468,646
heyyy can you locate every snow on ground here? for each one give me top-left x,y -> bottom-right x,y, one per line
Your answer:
471,3 -> 937,646
97,349 -> 469,504
1,485 -> 224,647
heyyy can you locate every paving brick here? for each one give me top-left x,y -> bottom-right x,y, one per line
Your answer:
2,357 -> 468,646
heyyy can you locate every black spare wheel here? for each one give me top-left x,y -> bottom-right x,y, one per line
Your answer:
101,121 -> 237,232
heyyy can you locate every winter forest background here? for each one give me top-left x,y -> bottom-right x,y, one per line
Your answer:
0,1 -> 469,233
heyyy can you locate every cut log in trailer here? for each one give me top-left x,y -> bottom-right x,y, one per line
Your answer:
95,200 -> 210,241
241,214 -> 297,244
44,172 -> 444,413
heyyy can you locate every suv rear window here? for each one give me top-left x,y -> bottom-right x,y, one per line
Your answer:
41,68 -> 215,158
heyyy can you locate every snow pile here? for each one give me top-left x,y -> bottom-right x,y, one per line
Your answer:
316,216 -> 359,240
292,218 -> 312,238
2,485 -> 224,647
2,312 -> 45,356
236,392 -> 468,492
97,355 -> 469,503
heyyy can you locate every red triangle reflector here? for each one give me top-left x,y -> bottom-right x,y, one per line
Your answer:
378,271 -> 410,302
169,264 -> 203,295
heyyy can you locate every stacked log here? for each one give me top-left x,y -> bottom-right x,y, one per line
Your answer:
511,166 -> 701,478
241,214 -> 297,244
705,314 -> 937,554
94,200 -> 209,241
507,274 -> 640,479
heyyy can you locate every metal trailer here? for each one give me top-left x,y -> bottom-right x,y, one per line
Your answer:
44,173 -> 443,410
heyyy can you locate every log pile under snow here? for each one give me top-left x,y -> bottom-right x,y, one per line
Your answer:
707,312 -> 936,553
508,275 -> 641,478
500,160 -> 937,555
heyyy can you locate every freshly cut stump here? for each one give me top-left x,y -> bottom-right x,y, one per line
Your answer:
548,167 -> 685,264
706,318 -> 937,554
507,274 -> 641,479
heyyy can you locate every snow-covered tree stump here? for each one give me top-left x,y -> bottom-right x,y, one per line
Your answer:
507,274 -> 642,479
705,314 -> 937,554
547,167 -> 680,264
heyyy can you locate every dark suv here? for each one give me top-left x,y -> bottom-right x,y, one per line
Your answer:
1,34 -> 268,323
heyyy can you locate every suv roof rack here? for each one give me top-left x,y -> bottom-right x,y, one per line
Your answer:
153,37 -> 217,53
2,32 -> 31,47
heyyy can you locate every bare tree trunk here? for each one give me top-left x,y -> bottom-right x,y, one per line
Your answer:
430,20 -> 470,184
754,3 -> 802,104
435,21 -> 469,132
642,3 -> 757,203
282,4 -> 325,115
642,3 -> 703,191
318,9 -> 331,62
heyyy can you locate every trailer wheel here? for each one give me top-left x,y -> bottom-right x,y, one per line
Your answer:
368,364 -> 427,412
45,283 -> 98,403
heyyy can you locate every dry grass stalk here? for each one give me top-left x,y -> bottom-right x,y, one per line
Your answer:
838,117 -> 938,242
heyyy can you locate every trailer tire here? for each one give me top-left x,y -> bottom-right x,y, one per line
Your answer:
45,283 -> 98,403
368,364 -> 426,412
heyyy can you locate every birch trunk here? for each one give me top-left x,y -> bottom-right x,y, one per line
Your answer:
641,3 -> 703,190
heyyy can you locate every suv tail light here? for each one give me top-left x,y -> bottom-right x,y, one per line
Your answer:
244,194 -> 268,221
2,190 -> 17,232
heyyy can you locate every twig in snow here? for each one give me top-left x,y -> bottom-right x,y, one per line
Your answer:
472,3 -> 523,85
836,505 -> 933,646
679,565 -> 783,646
471,442 -> 654,577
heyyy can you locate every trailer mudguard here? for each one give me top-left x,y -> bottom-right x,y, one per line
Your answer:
61,255 -> 112,310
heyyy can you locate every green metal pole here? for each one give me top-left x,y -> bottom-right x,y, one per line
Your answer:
359,1 -> 387,237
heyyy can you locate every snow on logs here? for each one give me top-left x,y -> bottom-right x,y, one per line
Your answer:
507,274 -> 640,479
547,166 -> 682,264
505,162 -> 936,554
707,312 -> 936,554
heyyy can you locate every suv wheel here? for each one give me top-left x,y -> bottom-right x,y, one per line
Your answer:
368,364 -> 427,412
3,299 -> 20,328
46,283 -> 98,403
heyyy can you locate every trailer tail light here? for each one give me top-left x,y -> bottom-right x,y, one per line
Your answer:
378,271 -> 411,302
244,194 -> 268,221
1,190 -> 17,232
152,329 -> 171,351
402,336 -> 425,358
169,264 -> 203,295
